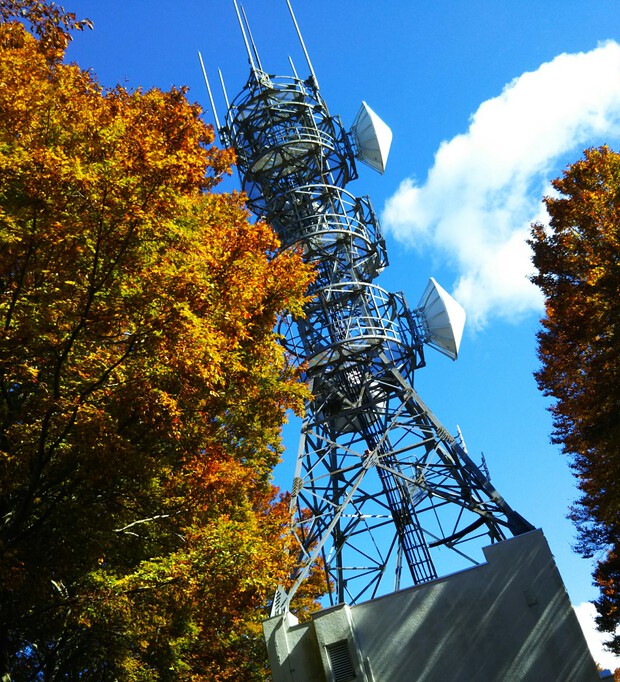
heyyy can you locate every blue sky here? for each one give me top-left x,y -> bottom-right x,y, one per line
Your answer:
65,0 -> 620,669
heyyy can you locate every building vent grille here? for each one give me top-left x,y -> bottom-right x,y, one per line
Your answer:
326,640 -> 356,682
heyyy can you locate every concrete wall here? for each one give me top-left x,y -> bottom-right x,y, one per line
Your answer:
264,530 -> 599,682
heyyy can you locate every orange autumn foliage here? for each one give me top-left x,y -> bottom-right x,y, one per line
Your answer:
0,4 -> 318,679
530,146 -> 620,657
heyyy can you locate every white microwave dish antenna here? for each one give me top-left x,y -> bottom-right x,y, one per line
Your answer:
350,102 -> 393,174
417,277 -> 466,360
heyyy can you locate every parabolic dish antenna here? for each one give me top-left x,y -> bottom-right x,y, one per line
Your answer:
417,277 -> 466,360
350,101 -> 393,174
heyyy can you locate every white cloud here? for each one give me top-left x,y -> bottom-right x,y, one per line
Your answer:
383,41 -> 620,329
574,601 -> 620,673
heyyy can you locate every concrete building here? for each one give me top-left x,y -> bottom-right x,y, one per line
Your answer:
264,530 -> 599,681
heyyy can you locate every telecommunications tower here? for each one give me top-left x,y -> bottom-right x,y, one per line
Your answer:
200,1 -> 533,616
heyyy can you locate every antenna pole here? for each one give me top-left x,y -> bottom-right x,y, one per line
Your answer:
232,0 -> 257,75
285,0 -> 319,89
197,51 -> 222,134
240,4 -> 264,72
288,55 -> 300,80
218,68 -> 231,111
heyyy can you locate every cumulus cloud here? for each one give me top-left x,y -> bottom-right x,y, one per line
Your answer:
574,602 -> 620,673
383,41 -> 620,329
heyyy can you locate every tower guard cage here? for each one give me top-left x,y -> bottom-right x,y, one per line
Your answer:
200,0 -> 533,617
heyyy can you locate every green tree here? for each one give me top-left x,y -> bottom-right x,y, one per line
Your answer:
530,145 -> 620,654
0,3 -> 316,679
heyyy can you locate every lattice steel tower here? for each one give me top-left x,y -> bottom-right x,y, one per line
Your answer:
201,1 -> 533,615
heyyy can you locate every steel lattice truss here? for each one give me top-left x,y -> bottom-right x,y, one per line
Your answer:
212,10 -> 533,615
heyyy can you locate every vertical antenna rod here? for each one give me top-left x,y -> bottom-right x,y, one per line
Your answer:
240,4 -> 264,72
288,55 -> 300,80
218,68 -> 231,111
285,0 -> 319,88
232,0 -> 258,75
197,51 -> 222,134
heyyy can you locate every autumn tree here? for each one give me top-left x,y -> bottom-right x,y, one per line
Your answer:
0,2 -> 317,679
530,145 -> 620,654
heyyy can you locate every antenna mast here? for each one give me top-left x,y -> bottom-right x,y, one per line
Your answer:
240,3 -> 264,72
197,51 -> 221,134
285,0 -> 319,87
232,0 -> 258,76
211,0 -> 533,615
